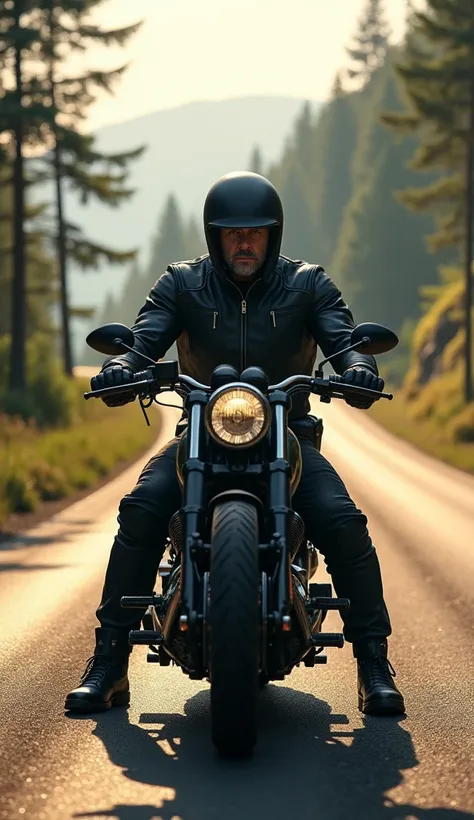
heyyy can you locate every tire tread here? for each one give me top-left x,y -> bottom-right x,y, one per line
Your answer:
210,501 -> 260,755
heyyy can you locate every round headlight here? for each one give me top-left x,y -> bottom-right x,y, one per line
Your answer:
207,385 -> 270,447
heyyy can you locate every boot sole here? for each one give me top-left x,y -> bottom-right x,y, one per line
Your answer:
64,689 -> 130,714
358,692 -> 405,716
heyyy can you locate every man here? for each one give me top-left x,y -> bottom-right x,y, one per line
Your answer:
65,172 -> 405,717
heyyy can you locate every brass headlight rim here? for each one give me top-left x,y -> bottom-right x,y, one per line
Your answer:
206,382 -> 271,448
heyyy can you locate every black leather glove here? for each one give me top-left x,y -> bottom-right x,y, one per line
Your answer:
90,365 -> 135,407
341,367 -> 384,409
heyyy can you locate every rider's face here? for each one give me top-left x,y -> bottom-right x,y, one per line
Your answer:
220,227 -> 269,281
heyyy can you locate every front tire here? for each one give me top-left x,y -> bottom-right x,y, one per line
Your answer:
209,500 -> 260,757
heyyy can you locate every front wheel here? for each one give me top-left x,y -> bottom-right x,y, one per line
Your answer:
209,500 -> 260,757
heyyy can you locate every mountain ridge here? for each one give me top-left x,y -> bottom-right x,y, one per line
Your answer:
94,94 -> 316,133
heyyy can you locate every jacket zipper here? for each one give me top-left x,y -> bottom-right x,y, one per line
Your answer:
226,279 -> 260,371
240,280 -> 260,369
270,310 -> 276,328
213,311 -> 218,329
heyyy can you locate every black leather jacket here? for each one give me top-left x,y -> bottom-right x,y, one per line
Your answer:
103,253 -> 378,420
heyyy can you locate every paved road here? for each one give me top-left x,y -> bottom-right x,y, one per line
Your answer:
0,392 -> 473,820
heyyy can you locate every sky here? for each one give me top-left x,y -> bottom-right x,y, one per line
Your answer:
68,0 -> 411,132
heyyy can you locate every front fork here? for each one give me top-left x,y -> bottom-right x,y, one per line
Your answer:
179,390 -> 208,678
267,392 -> 294,634
178,390 -> 295,677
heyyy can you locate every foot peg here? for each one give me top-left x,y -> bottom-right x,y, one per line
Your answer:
311,633 -> 344,648
147,647 -> 173,666
303,648 -> 328,666
128,629 -> 163,646
121,594 -> 163,609
306,597 -> 350,611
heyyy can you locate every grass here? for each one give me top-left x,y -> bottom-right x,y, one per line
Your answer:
368,389 -> 474,476
0,378 -> 158,528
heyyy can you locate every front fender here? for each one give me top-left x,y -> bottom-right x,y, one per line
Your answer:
207,489 -> 265,535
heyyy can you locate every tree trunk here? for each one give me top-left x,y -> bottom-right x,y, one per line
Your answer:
49,0 -> 73,376
53,135 -> 73,375
465,30 -> 474,404
9,0 -> 27,391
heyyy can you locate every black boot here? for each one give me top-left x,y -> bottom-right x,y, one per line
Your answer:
65,628 -> 131,714
354,639 -> 405,716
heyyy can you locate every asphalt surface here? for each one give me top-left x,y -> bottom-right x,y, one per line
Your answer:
1,390 -> 473,820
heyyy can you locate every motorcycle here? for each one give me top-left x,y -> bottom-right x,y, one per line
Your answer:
84,320 -> 398,756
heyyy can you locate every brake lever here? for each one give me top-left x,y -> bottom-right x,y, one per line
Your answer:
139,396 -> 151,426
83,377 -> 155,400
314,378 -> 393,401
340,383 -> 393,400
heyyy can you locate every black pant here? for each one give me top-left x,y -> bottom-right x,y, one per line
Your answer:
97,436 -> 391,643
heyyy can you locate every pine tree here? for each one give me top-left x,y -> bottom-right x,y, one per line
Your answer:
381,0 -> 474,400
331,71 -> 346,99
142,194 -> 186,293
0,0 -> 55,389
39,0 -> 144,375
267,100 -> 326,264
347,48 -> 404,190
293,101 -> 314,172
0,1 -> 142,384
109,259 -> 143,327
81,194 -> 202,366
331,63 -> 440,336
279,159 -> 317,262
346,0 -> 391,88
332,138 -> 439,333
183,215 -> 205,260
0,166 -> 56,341
311,76 -> 359,264
0,172 -> 12,335
248,146 -> 264,176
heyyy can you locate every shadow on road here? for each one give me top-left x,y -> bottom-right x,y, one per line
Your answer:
0,524 -> 94,551
71,685 -> 474,820
0,561 -> 70,572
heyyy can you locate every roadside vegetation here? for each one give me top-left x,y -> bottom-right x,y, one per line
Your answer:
0,370 -> 156,529
369,380 -> 474,476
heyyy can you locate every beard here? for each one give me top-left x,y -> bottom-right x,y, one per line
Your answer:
225,250 -> 262,279
229,258 -> 261,278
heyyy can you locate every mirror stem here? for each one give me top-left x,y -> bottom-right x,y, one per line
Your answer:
114,339 -> 158,367
316,336 -> 371,372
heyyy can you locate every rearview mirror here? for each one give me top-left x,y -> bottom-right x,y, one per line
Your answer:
351,323 -> 399,355
86,323 -> 135,356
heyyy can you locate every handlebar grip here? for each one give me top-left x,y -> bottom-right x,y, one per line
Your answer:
312,378 -> 392,401
327,374 -> 392,399
132,369 -> 151,382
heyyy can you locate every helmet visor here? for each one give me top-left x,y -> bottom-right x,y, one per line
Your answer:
207,216 -> 280,229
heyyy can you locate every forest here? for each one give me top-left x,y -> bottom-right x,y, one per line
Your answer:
1,0 -> 474,527
88,0 -> 474,446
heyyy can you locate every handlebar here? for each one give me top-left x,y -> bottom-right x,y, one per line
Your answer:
270,373 -> 392,401
83,363 -> 393,404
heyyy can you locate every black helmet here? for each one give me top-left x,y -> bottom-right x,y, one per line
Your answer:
203,172 -> 284,280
